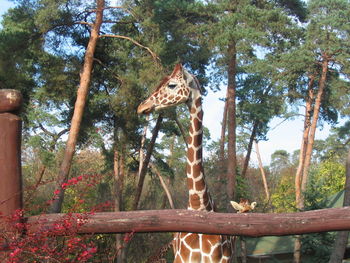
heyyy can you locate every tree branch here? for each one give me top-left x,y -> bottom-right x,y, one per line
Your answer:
99,34 -> 161,64
150,163 -> 175,209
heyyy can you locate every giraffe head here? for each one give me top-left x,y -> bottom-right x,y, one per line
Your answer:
230,198 -> 257,213
137,64 -> 204,114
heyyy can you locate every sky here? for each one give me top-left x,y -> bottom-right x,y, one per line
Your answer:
202,88 -> 337,165
0,0 -> 338,165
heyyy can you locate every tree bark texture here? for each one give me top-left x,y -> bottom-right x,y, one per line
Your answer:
254,140 -> 270,201
150,163 -> 175,209
0,89 -> 23,262
301,59 -> 328,194
26,207 -> 350,237
294,59 -> 328,263
242,121 -> 258,178
50,0 -> 105,213
139,115 -> 149,176
219,89 -> 228,168
132,114 -> 163,210
295,75 -> 315,210
226,42 -> 237,203
113,147 -> 125,263
293,75 -> 315,263
328,147 -> 350,263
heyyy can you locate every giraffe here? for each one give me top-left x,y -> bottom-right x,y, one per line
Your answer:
230,198 -> 257,213
230,198 -> 257,262
137,64 -> 232,263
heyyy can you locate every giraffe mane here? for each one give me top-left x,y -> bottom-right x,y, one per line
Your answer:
171,63 -> 183,76
153,64 -> 182,92
154,76 -> 170,92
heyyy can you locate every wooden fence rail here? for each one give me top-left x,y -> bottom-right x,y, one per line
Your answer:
26,207 -> 350,237
1,89 -> 350,239
27,207 -> 350,237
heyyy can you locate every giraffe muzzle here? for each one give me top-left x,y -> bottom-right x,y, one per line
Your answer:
137,100 -> 154,115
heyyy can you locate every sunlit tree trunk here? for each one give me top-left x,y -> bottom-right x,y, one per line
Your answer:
301,58 -> 328,193
295,74 -> 315,210
226,42 -> 237,205
294,58 -> 328,263
254,140 -> 270,201
50,0 -> 105,213
293,75 -> 315,263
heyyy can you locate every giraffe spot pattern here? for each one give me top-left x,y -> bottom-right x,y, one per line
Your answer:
192,163 -> 202,178
139,64 -> 233,262
195,179 -> 205,191
192,134 -> 203,148
187,178 -> 193,189
187,147 -> 194,163
190,194 -> 201,208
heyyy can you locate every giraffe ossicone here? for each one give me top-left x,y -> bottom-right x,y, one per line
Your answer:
138,64 -> 233,263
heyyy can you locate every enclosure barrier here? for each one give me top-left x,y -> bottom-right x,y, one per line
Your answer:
26,207 -> 350,237
1,89 -> 350,240
0,89 -> 23,218
0,89 -> 23,260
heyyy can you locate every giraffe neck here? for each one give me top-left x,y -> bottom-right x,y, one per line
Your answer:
186,93 -> 213,211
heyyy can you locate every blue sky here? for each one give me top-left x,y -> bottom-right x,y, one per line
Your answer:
0,1 -> 13,17
202,88 -> 336,165
0,0 -> 337,165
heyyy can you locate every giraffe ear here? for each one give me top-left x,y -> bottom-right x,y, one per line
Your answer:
230,201 -> 244,212
171,64 -> 183,76
251,202 -> 257,210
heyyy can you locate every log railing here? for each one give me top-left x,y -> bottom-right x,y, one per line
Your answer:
26,207 -> 350,237
1,89 -> 350,239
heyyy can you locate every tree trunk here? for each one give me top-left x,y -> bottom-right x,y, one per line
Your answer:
132,114 -> 163,210
301,59 -> 328,193
293,237 -> 302,263
295,74 -> 315,210
328,147 -> 350,263
139,115 -> 149,176
254,140 -> 270,201
294,59 -> 328,263
242,121 -> 259,178
240,238 -> 247,263
150,163 -> 175,209
226,42 -> 237,205
49,0 -> 105,213
293,75 -> 315,263
113,146 -> 125,263
219,89 -> 228,166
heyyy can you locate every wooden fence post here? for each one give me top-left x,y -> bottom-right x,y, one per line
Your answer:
0,89 -> 23,217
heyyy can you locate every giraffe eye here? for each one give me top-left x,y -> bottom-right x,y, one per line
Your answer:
168,84 -> 177,89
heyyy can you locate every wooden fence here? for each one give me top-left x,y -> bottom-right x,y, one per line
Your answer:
1,89 -> 350,238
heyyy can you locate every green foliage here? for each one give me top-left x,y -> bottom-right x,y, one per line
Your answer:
2,0 -> 350,261
301,232 -> 335,263
270,170 -> 296,212
300,163 -> 345,262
